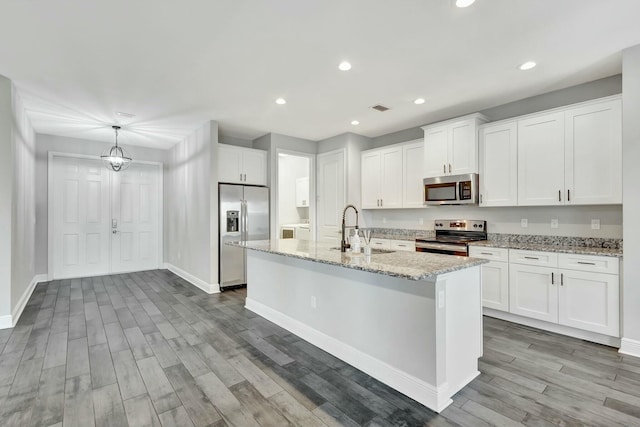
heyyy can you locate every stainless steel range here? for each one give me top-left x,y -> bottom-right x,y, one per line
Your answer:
415,219 -> 487,256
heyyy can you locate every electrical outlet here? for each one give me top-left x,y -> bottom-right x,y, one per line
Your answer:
520,218 -> 528,228
592,219 -> 601,230
551,219 -> 559,229
438,291 -> 445,309
310,296 -> 317,309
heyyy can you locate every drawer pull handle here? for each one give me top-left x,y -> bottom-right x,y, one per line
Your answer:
524,256 -> 539,260
577,261 -> 596,265
481,252 -> 493,255
561,273 -> 564,286
397,244 -> 407,247
551,272 -> 555,285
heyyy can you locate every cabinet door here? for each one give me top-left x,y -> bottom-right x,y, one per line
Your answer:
479,122 -> 518,206
449,119 -> 478,175
218,145 -> 243,184
558,270 -> 619,336
295,177 -> 310,207
423,125 -> 449,178
317,150 -> 345,243
481,261 -> 509,312
380,147 -> 403,208
517,112 -> 565,206
242,149 -> 267,186
565,98 -> 622,205
403,141 -> 425,208
509,264 -> 558,323
361,151 -> 381,209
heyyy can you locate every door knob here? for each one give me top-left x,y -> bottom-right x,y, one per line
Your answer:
112,230 -> 120,234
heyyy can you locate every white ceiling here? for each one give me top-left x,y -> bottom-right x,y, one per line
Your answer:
1,0 -> 639,149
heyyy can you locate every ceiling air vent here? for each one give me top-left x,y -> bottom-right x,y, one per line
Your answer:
371,104 -> 390,112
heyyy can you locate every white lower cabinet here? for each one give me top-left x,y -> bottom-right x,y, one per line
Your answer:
469,247 -> 509,312
558,268 -> 619,336
475,246 -> 620,338
509,264 -> 558,323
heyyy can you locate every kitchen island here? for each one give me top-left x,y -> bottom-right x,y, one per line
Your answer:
229,239 -> 488,412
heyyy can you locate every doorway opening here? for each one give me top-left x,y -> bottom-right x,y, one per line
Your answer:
276,151 -> 315,241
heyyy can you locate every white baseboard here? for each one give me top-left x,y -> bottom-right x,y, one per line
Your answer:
619,338 -> 640,358
483,308 -> 621,348
0,274 -> 48,330
163,263 -> 219,294
246,297 -> 451,413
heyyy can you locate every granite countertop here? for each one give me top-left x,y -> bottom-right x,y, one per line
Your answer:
228,239 -> 488,281
468,240 -> 623,258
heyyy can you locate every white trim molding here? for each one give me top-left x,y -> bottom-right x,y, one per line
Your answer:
619,338 -> 640,358
246,297 -> 451,412
164,263 -> 219,294
0,274 -> 48,330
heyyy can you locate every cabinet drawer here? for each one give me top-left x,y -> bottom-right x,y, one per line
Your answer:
558,253 -> 619,275
509,250 -> 558,267
370,238 -> 391,249
469,246 -> 509,262
390,240 -> 415,252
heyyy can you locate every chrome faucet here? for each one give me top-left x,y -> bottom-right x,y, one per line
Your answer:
341,204 -> 359,252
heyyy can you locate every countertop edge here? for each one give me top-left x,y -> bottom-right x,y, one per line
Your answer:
468,241 -> 623,258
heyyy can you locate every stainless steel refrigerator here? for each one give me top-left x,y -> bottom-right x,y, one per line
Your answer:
219,184 -> 270,290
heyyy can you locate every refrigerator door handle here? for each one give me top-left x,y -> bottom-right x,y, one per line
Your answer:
241,199 -> 248,241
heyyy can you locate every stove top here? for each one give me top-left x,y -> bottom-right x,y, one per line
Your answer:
416,219 -> 487,246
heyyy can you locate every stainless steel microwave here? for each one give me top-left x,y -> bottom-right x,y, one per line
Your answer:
423,173 -> 479,205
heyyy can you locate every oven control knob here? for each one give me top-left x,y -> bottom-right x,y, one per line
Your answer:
479,224 -> 483,228
473,224 -> 478,228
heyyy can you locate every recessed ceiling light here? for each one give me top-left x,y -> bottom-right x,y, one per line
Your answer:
116,111 -> 136,118
338,61 -> 352,71
414,98 -> 426,105
456,0 -> 475,7
275,98 -> 287,105
351,120 -> 360,125
519,61 -> 537,71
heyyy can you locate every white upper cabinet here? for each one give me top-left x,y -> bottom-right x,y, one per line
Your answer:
218,145 -> 267,186
361,140 -> 422,209
517,112 -> 566,206
564,98 -> 622,205
479,121 -> 518,207
295,177 -> 310,207
402,140 -> 425,208
422,114 -> 487,178
361,146 -> 402,209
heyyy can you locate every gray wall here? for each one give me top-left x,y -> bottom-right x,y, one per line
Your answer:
0,76 -> 12,318
218,134 -> 252,148
0,75 -> 37,322
34,134 -> 167,275
622,46 -> 640,347
369,74 -> 622,149
164,121 -> 219,286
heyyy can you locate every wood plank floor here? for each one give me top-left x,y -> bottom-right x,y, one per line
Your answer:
1,269 -> 639,426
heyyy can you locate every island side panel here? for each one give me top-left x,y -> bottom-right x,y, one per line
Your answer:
434,266 -> 483,410
245,250 -> 441,407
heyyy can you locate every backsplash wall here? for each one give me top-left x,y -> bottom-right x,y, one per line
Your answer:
361,205 -> 622,239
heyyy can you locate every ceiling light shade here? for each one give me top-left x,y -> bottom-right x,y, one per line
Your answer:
101,125 -> 132,172
414,98 -> 426,105
455,0 -> 475,7
338,61 -> 352,71
275,97 -> 287,105
519,61 -> 537,70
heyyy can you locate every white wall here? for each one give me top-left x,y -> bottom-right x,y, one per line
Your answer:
277,154 -> 309,226
622,46 -> 640,349
0,75 -> 37,325
165,121 -> 219,287
363,205 -> 622,238
34,134 -> 167,275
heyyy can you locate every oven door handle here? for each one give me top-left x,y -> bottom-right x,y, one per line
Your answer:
415,242 -> 467,252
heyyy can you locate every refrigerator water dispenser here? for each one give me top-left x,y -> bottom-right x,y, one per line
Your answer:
226,210 -> 239,232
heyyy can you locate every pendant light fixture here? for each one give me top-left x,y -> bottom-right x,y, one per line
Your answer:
101,125 -> 132,172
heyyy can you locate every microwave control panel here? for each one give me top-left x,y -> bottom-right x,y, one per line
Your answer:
459,181 -> 472,200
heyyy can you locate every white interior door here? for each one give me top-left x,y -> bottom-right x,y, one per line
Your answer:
51,155 -> 162,279
316,150 -> 345,244
51,156 -> 110,279
111,163 -> 161,273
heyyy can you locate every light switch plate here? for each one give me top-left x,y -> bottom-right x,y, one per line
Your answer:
551,219 -> 559,229
520,219 -> 528,228
592,219 -> 601,230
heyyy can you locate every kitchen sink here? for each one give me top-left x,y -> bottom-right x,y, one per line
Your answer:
330,247 -> 395,254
